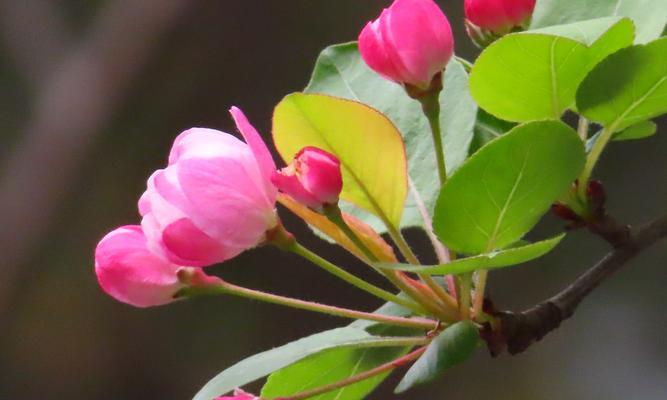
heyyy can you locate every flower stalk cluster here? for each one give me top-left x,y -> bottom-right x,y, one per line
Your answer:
92,0 -> 654,398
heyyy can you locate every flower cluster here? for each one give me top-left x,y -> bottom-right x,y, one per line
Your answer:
95,107 -> 344,307
94,0 -> 547,398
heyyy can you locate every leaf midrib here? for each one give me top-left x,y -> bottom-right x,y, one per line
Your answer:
611,74 -> 667,130
485,149 -> 531,252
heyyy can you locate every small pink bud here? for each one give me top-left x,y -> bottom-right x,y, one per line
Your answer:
464,0 -> 535,35
139,107 -> 278,267
216,389 -> 259,400
358,0 -> 454,90
272,147 -> 343,211
95,225 -> 190,308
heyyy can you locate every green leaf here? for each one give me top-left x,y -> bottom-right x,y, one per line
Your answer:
470,33 -> 589,122
193,327 -> 415,400
531,0 -> 667,44
304,42 -> 477,231
471,17 -> 636,123
470,109 -> 516,154
577,37 -> 667,132
273,93 -> 407,228
376,234 -> 565,275
395,322 -> 480,393
529,16 -> 631,46
260,302 -> 418,400
614,120 -> 657,140
433,121 -> 585,254
531,17 -> 636,74
261,344 -> 408,400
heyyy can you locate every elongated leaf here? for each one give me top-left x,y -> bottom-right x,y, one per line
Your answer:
261,344 -> 408,400
260,302 -> 419,400
305,42 -> 477,231
531,0 -> 667,44
277,194 -> 397,262
273,93 -> 407,229
193,327 -> 419,400
395,322 -> 480,393
376,234 -> 564,275
433,121 -> 584,254
577,37 -> 667,132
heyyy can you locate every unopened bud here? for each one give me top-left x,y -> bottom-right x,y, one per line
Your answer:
272,146 -> 343,211
464,0 -> 535,46
358,0 -> 454,90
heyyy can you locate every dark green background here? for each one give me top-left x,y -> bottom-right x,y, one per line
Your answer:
0,1 -> 665,399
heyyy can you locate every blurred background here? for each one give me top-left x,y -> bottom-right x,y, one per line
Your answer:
0,1 -> 665,399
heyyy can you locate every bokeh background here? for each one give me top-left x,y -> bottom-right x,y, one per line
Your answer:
0,1 -> 665,399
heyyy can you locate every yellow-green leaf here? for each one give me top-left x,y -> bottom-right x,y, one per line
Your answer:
273,93 -> 408,228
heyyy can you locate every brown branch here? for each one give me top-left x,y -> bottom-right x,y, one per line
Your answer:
484,213 -> 667,356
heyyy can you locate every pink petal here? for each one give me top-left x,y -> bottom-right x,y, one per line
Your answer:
358,19 -> 403,83
94,225 -> 183,308
271,169 -> 322,209
168,127 -> 248,165
176,158 -> 277,247
162,218 -> 229,267
229,106 -> 277,199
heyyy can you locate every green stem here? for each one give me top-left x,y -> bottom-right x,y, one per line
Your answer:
290,242 -> 421,312
323,205 -> 378,263
323,205 -> 454,318
278,346 -> 428,400
386,224 -> 420,265
182,283 -> 437,330
578,125 -> 614,200
472,270 -> 488,318
420,92 -> 447,186
457,273 -> 473,320
386,223 -> 457,317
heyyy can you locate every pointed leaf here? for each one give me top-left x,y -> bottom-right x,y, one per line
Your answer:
395,322 -> 480,393
304,42 -> 477,231
193,327 -> 421,400
273,93 -> 407,229
260,304 -> 420,400
433,121 -> 584,254
261,344 -> 408,400
577,37 -> 667,132
376,234 -> 564,275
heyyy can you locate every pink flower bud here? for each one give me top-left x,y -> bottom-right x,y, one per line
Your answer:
94,225 -> 189,307
358,0 -> 454,90
216,389 -> 259,400
272,146 -> 343,211
139,107 -> 278,267
464,0 -> 536,34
